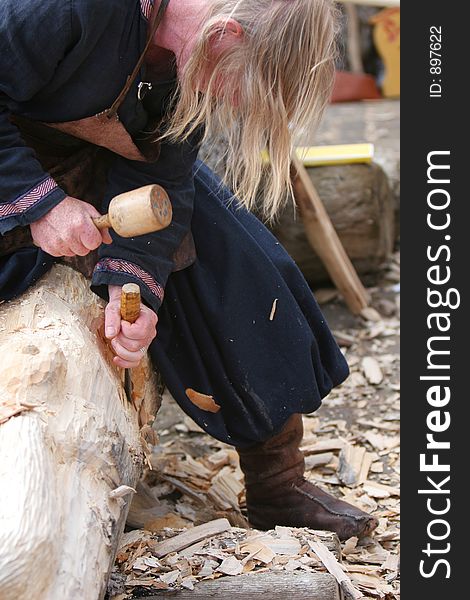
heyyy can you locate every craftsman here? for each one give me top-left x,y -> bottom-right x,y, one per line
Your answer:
0,0 -> 378,540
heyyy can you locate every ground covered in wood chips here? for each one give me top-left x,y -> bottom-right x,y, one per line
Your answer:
108,254 -> 400,600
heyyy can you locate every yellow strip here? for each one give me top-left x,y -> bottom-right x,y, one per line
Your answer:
262,144 -> 374,167
296,144 -> 374,166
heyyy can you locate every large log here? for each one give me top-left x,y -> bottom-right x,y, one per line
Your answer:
142,572 -> 341,600
272,162 -> 395,284
0,265 -> 160,600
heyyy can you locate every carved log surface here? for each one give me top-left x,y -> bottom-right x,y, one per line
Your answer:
0,265 -> 160,600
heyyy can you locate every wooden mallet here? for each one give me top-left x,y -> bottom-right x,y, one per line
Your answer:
93,184 -> 172,237
101,185 -> 169,400
120,283 -> 142,403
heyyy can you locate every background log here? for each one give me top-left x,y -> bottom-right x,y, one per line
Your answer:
304,100 -> 400,237
273,161 -> 394,283
141,571 -> 341,600
0,265 -> 160,600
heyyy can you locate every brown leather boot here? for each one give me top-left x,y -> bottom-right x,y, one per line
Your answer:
237,414 -> 378,540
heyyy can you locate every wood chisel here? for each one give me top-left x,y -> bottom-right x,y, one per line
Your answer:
120,283 -> 141,402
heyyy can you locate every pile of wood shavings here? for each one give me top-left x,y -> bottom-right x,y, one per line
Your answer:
110,524 -> 346,598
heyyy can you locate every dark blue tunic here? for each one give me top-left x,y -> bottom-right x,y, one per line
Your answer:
0,0 -> 349,447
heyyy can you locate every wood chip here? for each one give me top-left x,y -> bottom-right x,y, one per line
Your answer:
240,541 -> 276,565
217,556 -> 244,576
360,307 -> 382,322
185,388 -> 221,413
183,454 -> 214,479
338,444 -> 368,487
132,557 -> 149,572
252,534 -> 302,556
356,419 -> 398,432
362,481 -> 400,499
142,556 -> 163,569
358,454 -> 373,485
344,564 -> 383,574
160,570 -> 180,585
305,452 -> 334,470
381,553 -> 400,571
350,572 -> 394,593
118,529 -> 149,552
342,537 -> 359,556
284,559 -> 303,571
364,432 -> 400,451
332,330 -> 356,347
0,398 -> 42,424
198,559 -> 219,578
348,372 -> 367,387
181,576 -> 197,590
371,461 -> 384,473
269,298 -> 278,321
179,540 -> 207,559
208,466 -> 244,511
109,485 -> 136,499
301,438 -> 345,455
207,449 -> 231,470
152,518 -> 231,558
361,357 -> 383,385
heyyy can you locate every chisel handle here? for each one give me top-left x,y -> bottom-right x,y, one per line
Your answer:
120,283 -> 141,323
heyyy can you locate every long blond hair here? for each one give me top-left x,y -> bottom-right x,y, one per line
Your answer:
161,0 -> 339,222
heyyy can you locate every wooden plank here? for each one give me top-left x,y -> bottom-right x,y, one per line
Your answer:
151,519 -> 231,558
309,539 -> 364,600
290,156 -> 370,314
141,571 -> 341,600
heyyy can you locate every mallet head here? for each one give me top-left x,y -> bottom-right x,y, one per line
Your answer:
93,184 -> 172,237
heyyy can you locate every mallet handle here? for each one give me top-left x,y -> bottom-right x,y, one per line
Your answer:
92,214 -> 111,230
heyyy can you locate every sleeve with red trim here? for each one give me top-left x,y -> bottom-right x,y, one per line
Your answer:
91,133 -> 201,313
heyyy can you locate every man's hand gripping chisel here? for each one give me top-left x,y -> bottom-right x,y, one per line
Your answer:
120,283 -> 142,403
